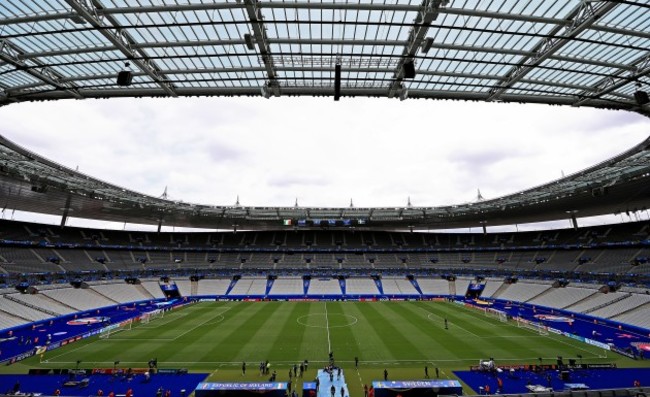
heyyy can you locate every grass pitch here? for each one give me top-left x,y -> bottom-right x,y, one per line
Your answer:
6,301 -> 646,394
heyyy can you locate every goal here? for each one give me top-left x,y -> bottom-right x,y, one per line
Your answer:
516,317 -> 548,335
484,307 -> 508,323
99,321 -> 132,339
141,309 -> 164,324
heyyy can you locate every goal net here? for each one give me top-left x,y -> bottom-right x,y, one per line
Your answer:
484,308 -> 508,323
99,321 -> 132,339
140,309 -> 164,325
516,317 -> 548,335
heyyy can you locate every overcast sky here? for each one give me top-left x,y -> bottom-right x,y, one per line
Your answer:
0,97 -> 648,231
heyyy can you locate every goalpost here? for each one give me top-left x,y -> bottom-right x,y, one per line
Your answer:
484,307 -> 508,323
99,321 -> 132,339
515,317 -> 549,335
140,309 -> 164,325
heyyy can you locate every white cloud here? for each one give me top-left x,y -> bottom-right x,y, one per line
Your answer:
0,97 -> 648,230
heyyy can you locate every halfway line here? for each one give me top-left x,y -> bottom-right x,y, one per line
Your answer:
324,301 -> 332,354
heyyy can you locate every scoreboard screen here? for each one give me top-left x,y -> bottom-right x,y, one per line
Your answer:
160,281 -> 181,298
283,218 -> 367,227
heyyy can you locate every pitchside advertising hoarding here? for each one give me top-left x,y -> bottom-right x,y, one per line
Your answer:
371,380 -> 463,397
195,382 -> 288,397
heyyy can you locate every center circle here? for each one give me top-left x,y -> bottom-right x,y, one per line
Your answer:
297,313 -> 358,328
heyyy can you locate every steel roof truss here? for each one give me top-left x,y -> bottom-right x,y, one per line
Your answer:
243,0 -> 279,96
388,0 -> 448,97
0,39 -> 84,100
487,1 -> 619,102
63,0 -> 177,97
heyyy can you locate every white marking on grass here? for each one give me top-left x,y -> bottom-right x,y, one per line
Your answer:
43,338 -> 102,362
203,314 -> 226,326
324,302 -> 332,353
296,313 -> 358,328
480,335 -> 546,339
44,354 -> 608,367
543,332 -> 608,358
425,313 -> 480,338
98,338 -> 175,341
171,306 -> 233,340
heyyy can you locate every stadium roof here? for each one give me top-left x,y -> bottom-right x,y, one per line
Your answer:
1,133 -> 650,230
0,0 -> 649,116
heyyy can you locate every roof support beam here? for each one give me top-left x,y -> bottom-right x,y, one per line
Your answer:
487,0 -> 619,101
0,39 -> 84,100
63,0 -> 177,97
9,65 -> 600,97
19,38 -> 636,75
242,0 -> 279,96
4,4 -> 649,42
573,53 -> 650,113
388,0 -> 448,98
92,3 -> 576,27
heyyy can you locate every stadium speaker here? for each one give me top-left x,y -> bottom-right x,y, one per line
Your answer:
117,70 -> 133,86
334,63 -> 341,101
403,60 -> 416,79
244,33 -> 255,50
635,90 -> 649,105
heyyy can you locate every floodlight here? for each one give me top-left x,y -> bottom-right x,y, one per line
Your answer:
399,86 -> 408,101
261,84 -> 271,99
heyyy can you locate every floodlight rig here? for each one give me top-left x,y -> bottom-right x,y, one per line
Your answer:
260,81 -> 280,98
399,84 -> 409,101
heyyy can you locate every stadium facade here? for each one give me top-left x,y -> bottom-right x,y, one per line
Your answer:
1,1 -> 650,395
